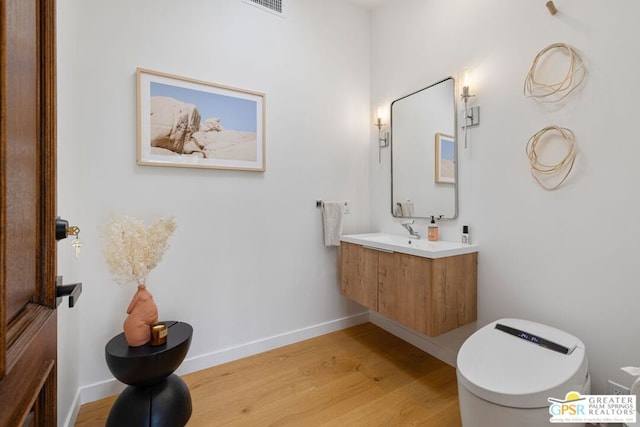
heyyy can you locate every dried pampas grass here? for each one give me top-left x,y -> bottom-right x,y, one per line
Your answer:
102,215 -> 177,286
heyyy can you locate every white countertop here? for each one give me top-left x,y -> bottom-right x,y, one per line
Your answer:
341,233 -> 478,259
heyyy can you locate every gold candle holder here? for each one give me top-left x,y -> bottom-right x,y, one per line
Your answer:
150,323 -> 168,346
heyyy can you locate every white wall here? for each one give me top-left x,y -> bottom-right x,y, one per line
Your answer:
56,0 -> 372,423
56,0 -> 640,423
371,0 -> 640,395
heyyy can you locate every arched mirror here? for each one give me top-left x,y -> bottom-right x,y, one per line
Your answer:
391,77 -> 457,219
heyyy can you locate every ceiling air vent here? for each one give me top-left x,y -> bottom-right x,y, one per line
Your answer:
243,0 -> 284,15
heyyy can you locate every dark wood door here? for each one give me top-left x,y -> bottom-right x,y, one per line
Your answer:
0,0 -> 58,425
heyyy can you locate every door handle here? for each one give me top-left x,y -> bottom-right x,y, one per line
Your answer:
56,275 -> 82,308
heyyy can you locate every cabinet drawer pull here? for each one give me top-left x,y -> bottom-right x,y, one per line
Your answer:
362,245 -> 394,253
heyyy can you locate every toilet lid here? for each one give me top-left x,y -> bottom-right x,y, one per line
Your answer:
457,318 -> 588,408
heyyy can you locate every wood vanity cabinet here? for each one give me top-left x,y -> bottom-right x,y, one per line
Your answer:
339,242 -> 380,311
340,241 -> 477,337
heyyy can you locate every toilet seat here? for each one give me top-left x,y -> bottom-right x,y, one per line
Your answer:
457,318 -> 589,408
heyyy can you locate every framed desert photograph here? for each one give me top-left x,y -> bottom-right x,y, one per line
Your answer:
137,68 -> 265,171
435,133 -> 455,184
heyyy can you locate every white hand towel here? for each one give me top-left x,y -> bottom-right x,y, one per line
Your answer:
322,201 -> 343,247
395,201 -> 415,217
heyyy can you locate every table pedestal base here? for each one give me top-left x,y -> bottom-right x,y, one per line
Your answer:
106,374 -> 192,427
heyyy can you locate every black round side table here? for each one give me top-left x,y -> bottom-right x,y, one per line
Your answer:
105,321 -> 193,427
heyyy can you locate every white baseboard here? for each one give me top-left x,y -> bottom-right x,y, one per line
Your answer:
61,378 -> 126,427
60,388 -> 82,427
62,311 -> 370,426
174,312 -> 369,377
61,311 -> 478,426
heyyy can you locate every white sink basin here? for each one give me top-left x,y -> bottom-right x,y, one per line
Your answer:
340,233 -> 478,259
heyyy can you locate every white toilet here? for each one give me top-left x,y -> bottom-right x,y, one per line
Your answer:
623,368 -> 640,427
456,318 -> 590,427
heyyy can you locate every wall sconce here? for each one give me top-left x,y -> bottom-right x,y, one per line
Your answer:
460,69 -> 480,149
375,104 -> 390,163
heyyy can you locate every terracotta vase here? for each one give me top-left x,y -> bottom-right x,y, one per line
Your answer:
123,284 -> 159,347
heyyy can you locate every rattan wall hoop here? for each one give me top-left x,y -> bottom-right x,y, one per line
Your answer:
526,125 -> 577,190
524,43 -> 585,103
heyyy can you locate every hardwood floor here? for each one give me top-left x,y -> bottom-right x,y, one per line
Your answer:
75,323 -> 462,426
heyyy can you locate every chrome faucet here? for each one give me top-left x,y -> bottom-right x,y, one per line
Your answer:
401,222 -> 420,239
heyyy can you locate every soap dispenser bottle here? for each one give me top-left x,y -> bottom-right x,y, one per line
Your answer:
428,216 -> 439,241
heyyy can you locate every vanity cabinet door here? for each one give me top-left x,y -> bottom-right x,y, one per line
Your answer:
379,252 -> 433,335
340,242 -> 379,311
379,252 -> 478,337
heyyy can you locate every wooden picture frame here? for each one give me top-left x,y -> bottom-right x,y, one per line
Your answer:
435,133 -> 455,183
137,68 -> 266,171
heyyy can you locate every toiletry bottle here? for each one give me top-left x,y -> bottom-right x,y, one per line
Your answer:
428,216 -> 439,241
462,225 -> 470,244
